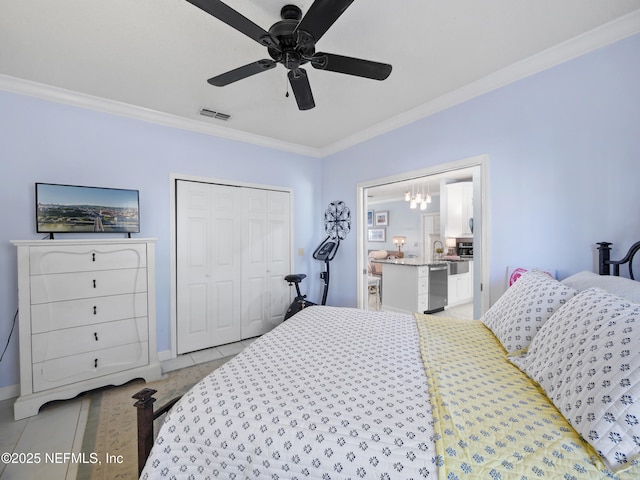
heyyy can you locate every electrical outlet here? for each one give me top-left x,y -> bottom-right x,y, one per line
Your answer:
298,248 -> 304,256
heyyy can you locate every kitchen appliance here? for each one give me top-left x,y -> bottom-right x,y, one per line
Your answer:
458,241 -> 473,258
426,264 -> 448,313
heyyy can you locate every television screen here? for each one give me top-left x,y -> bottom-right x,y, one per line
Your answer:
36,183 -> 140,234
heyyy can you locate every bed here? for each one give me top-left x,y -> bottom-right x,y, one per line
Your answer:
136,241 -> 640,479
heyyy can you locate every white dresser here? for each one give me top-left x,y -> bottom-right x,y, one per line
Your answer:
11,238 -> 161,420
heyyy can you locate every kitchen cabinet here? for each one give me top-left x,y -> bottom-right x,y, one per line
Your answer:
445,182 -> 473,238
447,261 -> 473,307
11,239 -> 161,420
379,261 -> 447,314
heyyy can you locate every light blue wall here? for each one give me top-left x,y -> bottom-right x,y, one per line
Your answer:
0,93 -> 322,388
367,197 -> 441,256
1,34 -> 639,390
321,34 -> 640,307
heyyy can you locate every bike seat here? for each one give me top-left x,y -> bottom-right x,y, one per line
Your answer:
284,274 -> 306,284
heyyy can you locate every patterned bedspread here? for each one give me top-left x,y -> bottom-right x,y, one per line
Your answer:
141,306 -> 437,479
415,314 -> 640,479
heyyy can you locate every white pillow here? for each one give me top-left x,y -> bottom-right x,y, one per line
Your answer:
511,288 -> 640,472
561,270 -> 640,303
480,270 -> 577,353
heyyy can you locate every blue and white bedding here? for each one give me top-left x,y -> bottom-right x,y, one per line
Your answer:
141,269 -> 640,479
141,306 -> 437,479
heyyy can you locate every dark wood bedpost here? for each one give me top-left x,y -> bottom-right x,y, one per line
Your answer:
133,388 -> 157,477
597,242 -> 612,275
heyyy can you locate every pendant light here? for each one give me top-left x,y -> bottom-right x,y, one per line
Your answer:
419,184 -> 427,210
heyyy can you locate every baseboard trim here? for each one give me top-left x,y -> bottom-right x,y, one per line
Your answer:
0,383 -> 19,402
157,349 -> 172,362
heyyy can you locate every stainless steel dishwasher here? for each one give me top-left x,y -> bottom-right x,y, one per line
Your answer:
426,264 -> 448,313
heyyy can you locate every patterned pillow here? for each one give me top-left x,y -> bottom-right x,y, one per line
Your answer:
511,288 -> 640,472
480,270 -> 577,353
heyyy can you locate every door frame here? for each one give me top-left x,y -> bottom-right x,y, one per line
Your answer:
169,173 -> 294,359
355,155 -> 490,317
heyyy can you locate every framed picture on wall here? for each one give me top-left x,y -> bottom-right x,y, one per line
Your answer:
368,228 -> 386,242
374,210 -> 389,226
367,209 -> 374,227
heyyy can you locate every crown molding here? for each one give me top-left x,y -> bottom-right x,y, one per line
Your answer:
1,10 -> 638,159
320,9 -> 640,157
0,74 -> 322,158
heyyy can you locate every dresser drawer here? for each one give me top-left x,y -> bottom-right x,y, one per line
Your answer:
30,268 -> 147,304
32,317 -> 148,363
32,341 -> 149,392
31,293 -> 148,333
29,244 -> 146,275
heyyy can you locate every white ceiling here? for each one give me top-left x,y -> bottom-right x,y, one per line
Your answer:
1,1 -> 640,156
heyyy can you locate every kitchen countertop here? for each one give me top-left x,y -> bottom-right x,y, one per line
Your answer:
371,258 -> 449,267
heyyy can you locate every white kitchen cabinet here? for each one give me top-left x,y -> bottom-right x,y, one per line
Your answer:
447,261 -> 474,307
11,239 -> 161,420
445,182 -> 473,238
381,263 -> 430,314
380,261 -> 448,314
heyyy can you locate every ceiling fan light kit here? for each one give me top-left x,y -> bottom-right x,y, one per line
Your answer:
186,0 -> 392,110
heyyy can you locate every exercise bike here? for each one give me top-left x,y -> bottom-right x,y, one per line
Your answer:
283,237 -> 339,320
283,200 -> 351,320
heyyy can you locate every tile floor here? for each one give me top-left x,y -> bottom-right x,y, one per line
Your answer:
0,337 -> 256,480
0,304 -> 473,480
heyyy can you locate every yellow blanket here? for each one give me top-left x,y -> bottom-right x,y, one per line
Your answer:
415,314 -> 640,479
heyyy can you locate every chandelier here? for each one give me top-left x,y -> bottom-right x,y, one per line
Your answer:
404,183 -> 431,210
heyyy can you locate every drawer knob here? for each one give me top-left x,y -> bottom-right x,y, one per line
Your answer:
92,253 -> 96,262
93,279 -> 96,288
93,306 -> 97,315
94,332 -> 99,341
94,358 -> 98,368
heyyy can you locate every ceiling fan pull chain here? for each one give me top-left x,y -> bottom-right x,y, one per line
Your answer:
285,78 -> 290,98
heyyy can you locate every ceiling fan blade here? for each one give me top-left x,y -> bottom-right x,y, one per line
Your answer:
208,60 -> 277,86
312,53 -> 392,80
295,0 -> 355,43
288,69 -> 315,110
185,0 -> 278,48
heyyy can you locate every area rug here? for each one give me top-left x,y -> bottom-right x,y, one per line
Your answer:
77,356 -> 233,480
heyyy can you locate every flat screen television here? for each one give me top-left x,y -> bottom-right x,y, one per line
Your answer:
36,183 -> 140,234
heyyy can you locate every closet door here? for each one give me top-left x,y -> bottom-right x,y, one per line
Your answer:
241,189 -> 291,338
265,191 -> 291,328
176,180 -> 291,354
176,181 -> 242,354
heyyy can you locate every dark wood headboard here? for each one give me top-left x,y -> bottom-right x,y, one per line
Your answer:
597,241 -> 640,279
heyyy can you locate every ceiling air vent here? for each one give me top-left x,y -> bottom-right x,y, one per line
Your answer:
200,108 -> 231,121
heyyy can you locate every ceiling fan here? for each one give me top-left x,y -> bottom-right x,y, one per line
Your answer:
186,0 -> 393,110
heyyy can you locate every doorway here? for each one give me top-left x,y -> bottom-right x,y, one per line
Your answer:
356,155 -> 489,319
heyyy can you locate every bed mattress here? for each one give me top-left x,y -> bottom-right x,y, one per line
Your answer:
141,306 -> 437,479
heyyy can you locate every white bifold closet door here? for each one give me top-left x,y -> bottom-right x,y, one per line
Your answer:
176,180 -> 291,354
